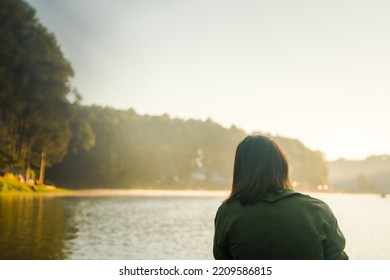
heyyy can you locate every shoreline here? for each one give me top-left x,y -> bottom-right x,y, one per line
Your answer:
56,189 -> 387,198
46,189 -> 230,197
0,185 -> 229,197
1,187 -> 385,199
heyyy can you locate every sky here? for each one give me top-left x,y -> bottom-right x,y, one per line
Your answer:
26,0 -> 390,161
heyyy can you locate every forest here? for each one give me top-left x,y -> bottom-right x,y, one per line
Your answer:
45,106 -> 328,190
1,0 -> 328,192
328,156 -> 390,194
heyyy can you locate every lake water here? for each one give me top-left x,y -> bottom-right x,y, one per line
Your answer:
0,191 -> 389,260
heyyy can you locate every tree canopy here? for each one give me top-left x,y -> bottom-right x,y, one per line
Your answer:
0,0 -> 94,181
47,106 -> 328,191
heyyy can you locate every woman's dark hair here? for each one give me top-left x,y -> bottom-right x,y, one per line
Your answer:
226,135 -> 292,205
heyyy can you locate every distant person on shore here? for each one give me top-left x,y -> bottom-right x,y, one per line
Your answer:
213,135 -> 348,260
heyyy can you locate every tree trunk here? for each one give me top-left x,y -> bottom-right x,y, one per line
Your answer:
25,138 -> 31,181
39,150 -> 46,184
16,116 -> 26,160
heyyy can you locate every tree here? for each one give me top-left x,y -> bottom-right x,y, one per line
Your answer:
0,0 -> 92,183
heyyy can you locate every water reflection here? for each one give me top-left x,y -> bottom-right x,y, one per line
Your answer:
0,195 -> 66,259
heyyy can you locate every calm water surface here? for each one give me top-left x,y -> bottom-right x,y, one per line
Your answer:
0,192 -> 389,259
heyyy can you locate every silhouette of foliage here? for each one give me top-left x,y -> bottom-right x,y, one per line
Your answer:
47,106 -> 328,190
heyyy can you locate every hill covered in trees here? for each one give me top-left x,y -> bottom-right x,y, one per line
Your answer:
46,106 -> 328,191
328,156 -> 390,194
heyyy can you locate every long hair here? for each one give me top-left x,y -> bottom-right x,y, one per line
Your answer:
226,135 -> 292,205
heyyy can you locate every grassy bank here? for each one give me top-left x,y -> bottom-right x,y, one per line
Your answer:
0,175 -> 69,194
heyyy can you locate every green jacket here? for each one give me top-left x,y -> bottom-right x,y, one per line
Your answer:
213,189 -> 348,260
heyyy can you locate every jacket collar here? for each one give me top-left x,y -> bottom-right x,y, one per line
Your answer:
262,189 -> 300,203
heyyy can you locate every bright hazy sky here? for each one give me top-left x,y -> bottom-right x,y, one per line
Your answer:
26,0 -> 390,161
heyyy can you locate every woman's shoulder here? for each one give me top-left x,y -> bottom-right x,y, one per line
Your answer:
215,197 -> 243,219
287,191 -> 335,216
263,189 -> 335,216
